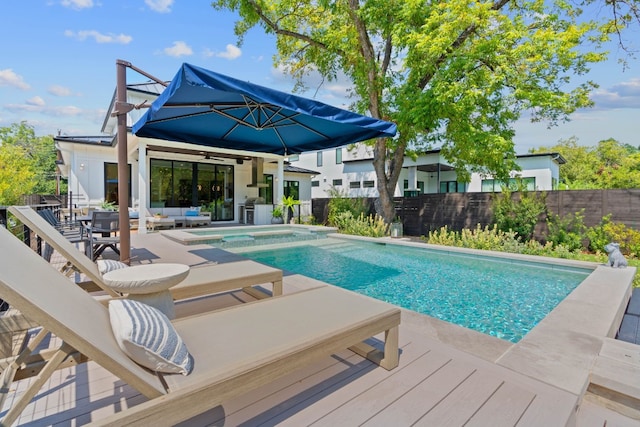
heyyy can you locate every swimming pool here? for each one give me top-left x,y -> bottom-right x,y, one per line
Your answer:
235,238 -> 593,343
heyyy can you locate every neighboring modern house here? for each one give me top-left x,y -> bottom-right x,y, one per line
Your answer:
290,143 -> 566,199
54,82 -> 318,231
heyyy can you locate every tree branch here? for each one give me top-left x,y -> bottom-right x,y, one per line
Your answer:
246,0 -> 341,55
418,0 -> 511,90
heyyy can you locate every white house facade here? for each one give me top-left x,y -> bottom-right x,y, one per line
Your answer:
290,144 -> 565,199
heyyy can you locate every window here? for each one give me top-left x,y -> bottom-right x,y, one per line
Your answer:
363,180 -> 375,188
440,181 -> 465,193
311,181 -> 320,187
149,159 -> 234,220
317,151 -> 323,167
287,154 -> 299,162
336,148 -> 342,164
104,162 -> 131,207
403,180 -> 424,194
481,178 -> 535,192
259,175 -> 273,204
332,179 -> 343,186
284,180 -> 299,199
350,181 -> 361,189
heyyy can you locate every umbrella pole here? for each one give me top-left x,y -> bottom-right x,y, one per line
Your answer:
116,59 -> 131,264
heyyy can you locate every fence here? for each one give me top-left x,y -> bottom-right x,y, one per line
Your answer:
312,189 -> 640,237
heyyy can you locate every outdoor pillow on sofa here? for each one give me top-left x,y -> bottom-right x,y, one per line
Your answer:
109,298 -> 193,375
185,210 -> 199,217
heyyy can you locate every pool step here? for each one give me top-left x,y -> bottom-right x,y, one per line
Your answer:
586,338 -> 640,420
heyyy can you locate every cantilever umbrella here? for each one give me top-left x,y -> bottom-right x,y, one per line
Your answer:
132,63 -> 397,154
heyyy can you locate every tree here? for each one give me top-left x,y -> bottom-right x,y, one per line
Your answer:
213,0 -> 634,222
0,122 -> 63,197
532,137 -> 640,189
0,143 -> 36,205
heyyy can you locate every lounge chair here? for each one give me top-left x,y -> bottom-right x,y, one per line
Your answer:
8,206 -> 283,300
0,225 -> 400,425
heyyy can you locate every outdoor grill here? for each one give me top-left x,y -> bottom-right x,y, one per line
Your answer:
243,197 -> 264,224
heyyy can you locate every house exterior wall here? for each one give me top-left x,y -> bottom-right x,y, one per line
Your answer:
293,144 -> 562,198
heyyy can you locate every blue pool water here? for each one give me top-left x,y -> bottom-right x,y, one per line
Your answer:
239,239 -> 591,342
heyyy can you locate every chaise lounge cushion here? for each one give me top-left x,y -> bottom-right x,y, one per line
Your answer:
109,299 -> 193,375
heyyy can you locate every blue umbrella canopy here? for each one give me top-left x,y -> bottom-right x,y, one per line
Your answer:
132,63 -> 396,155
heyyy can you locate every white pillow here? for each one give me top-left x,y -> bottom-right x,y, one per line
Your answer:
97,259 -> 129,275
108,299 -> 193,375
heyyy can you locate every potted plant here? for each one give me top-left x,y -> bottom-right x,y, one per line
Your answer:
271,205 -> 284,224
281,195 -> 301,224
98,200 -> 117,211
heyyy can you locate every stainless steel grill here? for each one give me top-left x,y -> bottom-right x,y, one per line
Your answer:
244,197 -> 264,224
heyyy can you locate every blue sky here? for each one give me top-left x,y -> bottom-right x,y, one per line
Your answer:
1,0 -> 638,154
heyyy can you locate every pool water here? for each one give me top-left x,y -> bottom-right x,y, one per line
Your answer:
238,239 -> 591,342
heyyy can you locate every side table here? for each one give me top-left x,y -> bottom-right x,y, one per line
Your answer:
102,263 -> 190,319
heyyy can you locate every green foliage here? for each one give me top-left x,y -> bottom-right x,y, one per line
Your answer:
428,224 -> 518,251
425,224 -> 582,259
326,186 -> 368,227
332,212 -> 387,237
0,144 -> 36,205
545,210 -> 587,251
99,200 -> 117,211
213,0 -> 621,222
491,188 -> 546,241
531,137 -> 640,189
0,122 -> 64,200
587,215 -> 640,256
271,205 -> 283,219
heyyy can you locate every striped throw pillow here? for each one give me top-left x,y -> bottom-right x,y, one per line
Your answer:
109,299 -> 193,375
97,259 -> 129,275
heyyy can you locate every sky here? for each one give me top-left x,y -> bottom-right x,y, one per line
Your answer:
1,0 -> 639,154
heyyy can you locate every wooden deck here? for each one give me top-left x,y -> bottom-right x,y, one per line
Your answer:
2,230 -> 640,425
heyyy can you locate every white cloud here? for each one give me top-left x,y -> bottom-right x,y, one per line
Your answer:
163,41 -> 193,57
5,102 -> 83,117
64,29 -> 132,44
26,96 -> 45,107
145,0 -> 173,13
591,78 -> 640,109
216,44 -> 242,60
0,69 -> 31,90
48,85 -> 73,97
61,0 -> 94,10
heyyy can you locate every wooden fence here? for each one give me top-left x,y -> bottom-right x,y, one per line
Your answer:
312,189 -> 640,237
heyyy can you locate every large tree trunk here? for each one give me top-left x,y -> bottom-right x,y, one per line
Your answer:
372,137 -> 406,223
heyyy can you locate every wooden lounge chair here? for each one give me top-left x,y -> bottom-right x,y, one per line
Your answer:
0,225 -> 400,425
8,206 -> 283,300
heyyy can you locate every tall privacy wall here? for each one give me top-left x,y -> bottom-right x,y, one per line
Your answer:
312,189 -> 640,237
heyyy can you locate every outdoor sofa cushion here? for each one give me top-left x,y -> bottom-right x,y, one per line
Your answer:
109,299 -> 193,375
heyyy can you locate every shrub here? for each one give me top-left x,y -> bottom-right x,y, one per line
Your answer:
587,214 -> 640,256
545,210 -> 586,251
426,224 -> 520,251
333,212 -> 387,237
491,187 -> 546,241
326,186 -> 368,226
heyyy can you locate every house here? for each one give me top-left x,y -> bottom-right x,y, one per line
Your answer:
290,143 -> 566,198
54,82 -> 319,231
